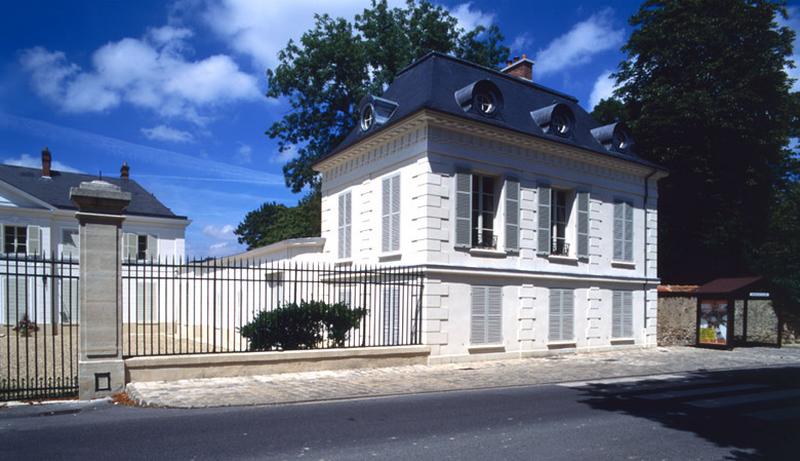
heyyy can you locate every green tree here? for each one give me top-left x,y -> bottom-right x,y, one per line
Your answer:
605,0 -> 799,290
234,192 -> 320,249
238,0 -> 509,250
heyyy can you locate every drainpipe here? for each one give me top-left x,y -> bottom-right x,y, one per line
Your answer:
643,169 -> 657,340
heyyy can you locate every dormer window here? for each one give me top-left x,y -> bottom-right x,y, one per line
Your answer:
530,103 -> 575,138
455,79 -> 503,117
360,104 -> 375,132
591,122 -> 634,154
551,112 -> 571,136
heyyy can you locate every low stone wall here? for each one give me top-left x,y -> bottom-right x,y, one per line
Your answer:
657,295 -> 697,346
125,345 -> 431,383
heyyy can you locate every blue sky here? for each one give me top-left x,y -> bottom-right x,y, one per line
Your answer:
1,1 -> 797,257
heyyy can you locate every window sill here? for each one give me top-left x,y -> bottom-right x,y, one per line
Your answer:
547,255 -> 579,264
378,252 -> 402,262
334,259 -> 352,267
469,248 -> 507,258
610,338 -> 635,345
547,341 -> 577,350
468,344 -> 505,354
611,260 -> 636,269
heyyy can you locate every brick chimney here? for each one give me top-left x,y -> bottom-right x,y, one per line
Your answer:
41,147 -> 52,177
501,54 -> 534,81
120,162 -> 130,179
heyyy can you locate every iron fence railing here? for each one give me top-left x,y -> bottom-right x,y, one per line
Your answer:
0,253 -> 79,401
121,258 -> 424,357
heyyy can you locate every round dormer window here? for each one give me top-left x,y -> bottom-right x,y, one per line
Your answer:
360,104 -> 375,132
474,92 -> 496,115
551,112 -> 571,136
612,129 -> 629,150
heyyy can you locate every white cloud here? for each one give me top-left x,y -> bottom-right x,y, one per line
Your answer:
141,125 -> 194,143
510,33 -> 534,54
588,70 -> 617,109
235,143 -> 252,164
450,2 -> 494,31
202,224 -> 237,240
534,8 -> 624,77
19,25 -> 260,124
3,153 -> 81,173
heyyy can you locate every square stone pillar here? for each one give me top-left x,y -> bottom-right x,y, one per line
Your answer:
70,180 -> 131,400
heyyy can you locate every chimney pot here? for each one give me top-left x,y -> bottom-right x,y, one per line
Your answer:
120,161 -> 130,179
41,147 -> 52,177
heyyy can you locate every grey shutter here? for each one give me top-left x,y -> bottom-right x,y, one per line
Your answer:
146,235 -> 157,261
124,233 -> 137,261
549,289 -> 562,341
487,286 -> 503,343
624,202 -> 634,261
504,178 -> 520,252
0,226 -> 4,255
537,184 -> 551,256
27,226 -> 41,256
455,171 -> 472,248
382,178 -> 391,252
562,289 -> 574,341
613,202 -> 624,261
391,174 -> 400,252
612,291 -> 623,338
338,193 -> 351,258
338,194 -> 345,258
470,286 -> 487,343
576,192 -> 589,260
622,291 -> 633,337
383,287 -> 400,345
345,192 -> 352,258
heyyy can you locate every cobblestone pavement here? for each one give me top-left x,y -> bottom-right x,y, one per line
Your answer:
126,346 -> 800,408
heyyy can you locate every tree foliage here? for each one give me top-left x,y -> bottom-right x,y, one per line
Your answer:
234,191 -> 320,250
267,0 -> 510,193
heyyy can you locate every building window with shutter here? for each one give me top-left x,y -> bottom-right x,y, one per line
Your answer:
537,187 -> 589,260
338,191 -> 352,259
550,190 -> 571,256
124,233 -> 158,261
470,285 -> 503,344
612,291 -> 634,338
382,174 -> 400,253
613,201 -> 634,262
549,288 -> 575,342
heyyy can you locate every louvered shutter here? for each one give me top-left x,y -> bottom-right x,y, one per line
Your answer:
549,289 -> 562,341
455,171 -> 472,248
383,287 -> 400,345
146,235 -> 158,261
345,192 -> 352,258
576,192 -> 589,260
0,226 -> 5,254
613,202 -> 624,261
382,178 -> 391,252
562,289 -> 574,341
623,202 -> 634,261
124,233 -> 137,261
612,291 -> 623,338
391,174 -> 400,252
470,286 -> 486,344
487,286 -> 503,343
338,193 -> 351,259
27,226 -> 41,256
537,184 -> 551,256
622,291 -> 633,338
504,178 -> 519,252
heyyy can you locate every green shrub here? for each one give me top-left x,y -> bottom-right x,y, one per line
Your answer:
240,300 -> 367,351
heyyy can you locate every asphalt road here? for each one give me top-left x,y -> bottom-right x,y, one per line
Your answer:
2,366 -> 799,460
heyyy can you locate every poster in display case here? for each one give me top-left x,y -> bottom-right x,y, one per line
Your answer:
698,300 -> 729,346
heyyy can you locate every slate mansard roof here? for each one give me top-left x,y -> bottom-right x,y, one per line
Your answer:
0,164 -> 186,220
322,52 -> 664,171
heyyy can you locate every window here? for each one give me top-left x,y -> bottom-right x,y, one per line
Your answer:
475,92 -> 496,115
551,111 -> 571,136
4,226 -> 27,254
62,229 -> 79,259
471,285 -> 502,344
124,233 -> 157,261
613,201 -> 634,261
612,291 -> 634,338
360,104 -> 374,131
382,175 -> 400,253
549,288 -> 574,342
551,190 -> 570,256
471,175 -> 496,248
337,192 -> 352,259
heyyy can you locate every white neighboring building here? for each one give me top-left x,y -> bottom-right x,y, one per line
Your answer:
0,149 -> 188,324
236,53 -> 668,363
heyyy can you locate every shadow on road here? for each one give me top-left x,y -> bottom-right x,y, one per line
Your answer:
573,366 -> 800,460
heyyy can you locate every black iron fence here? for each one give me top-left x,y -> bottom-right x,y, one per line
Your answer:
121,258 -> 424,357
0,254 -> 79,401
